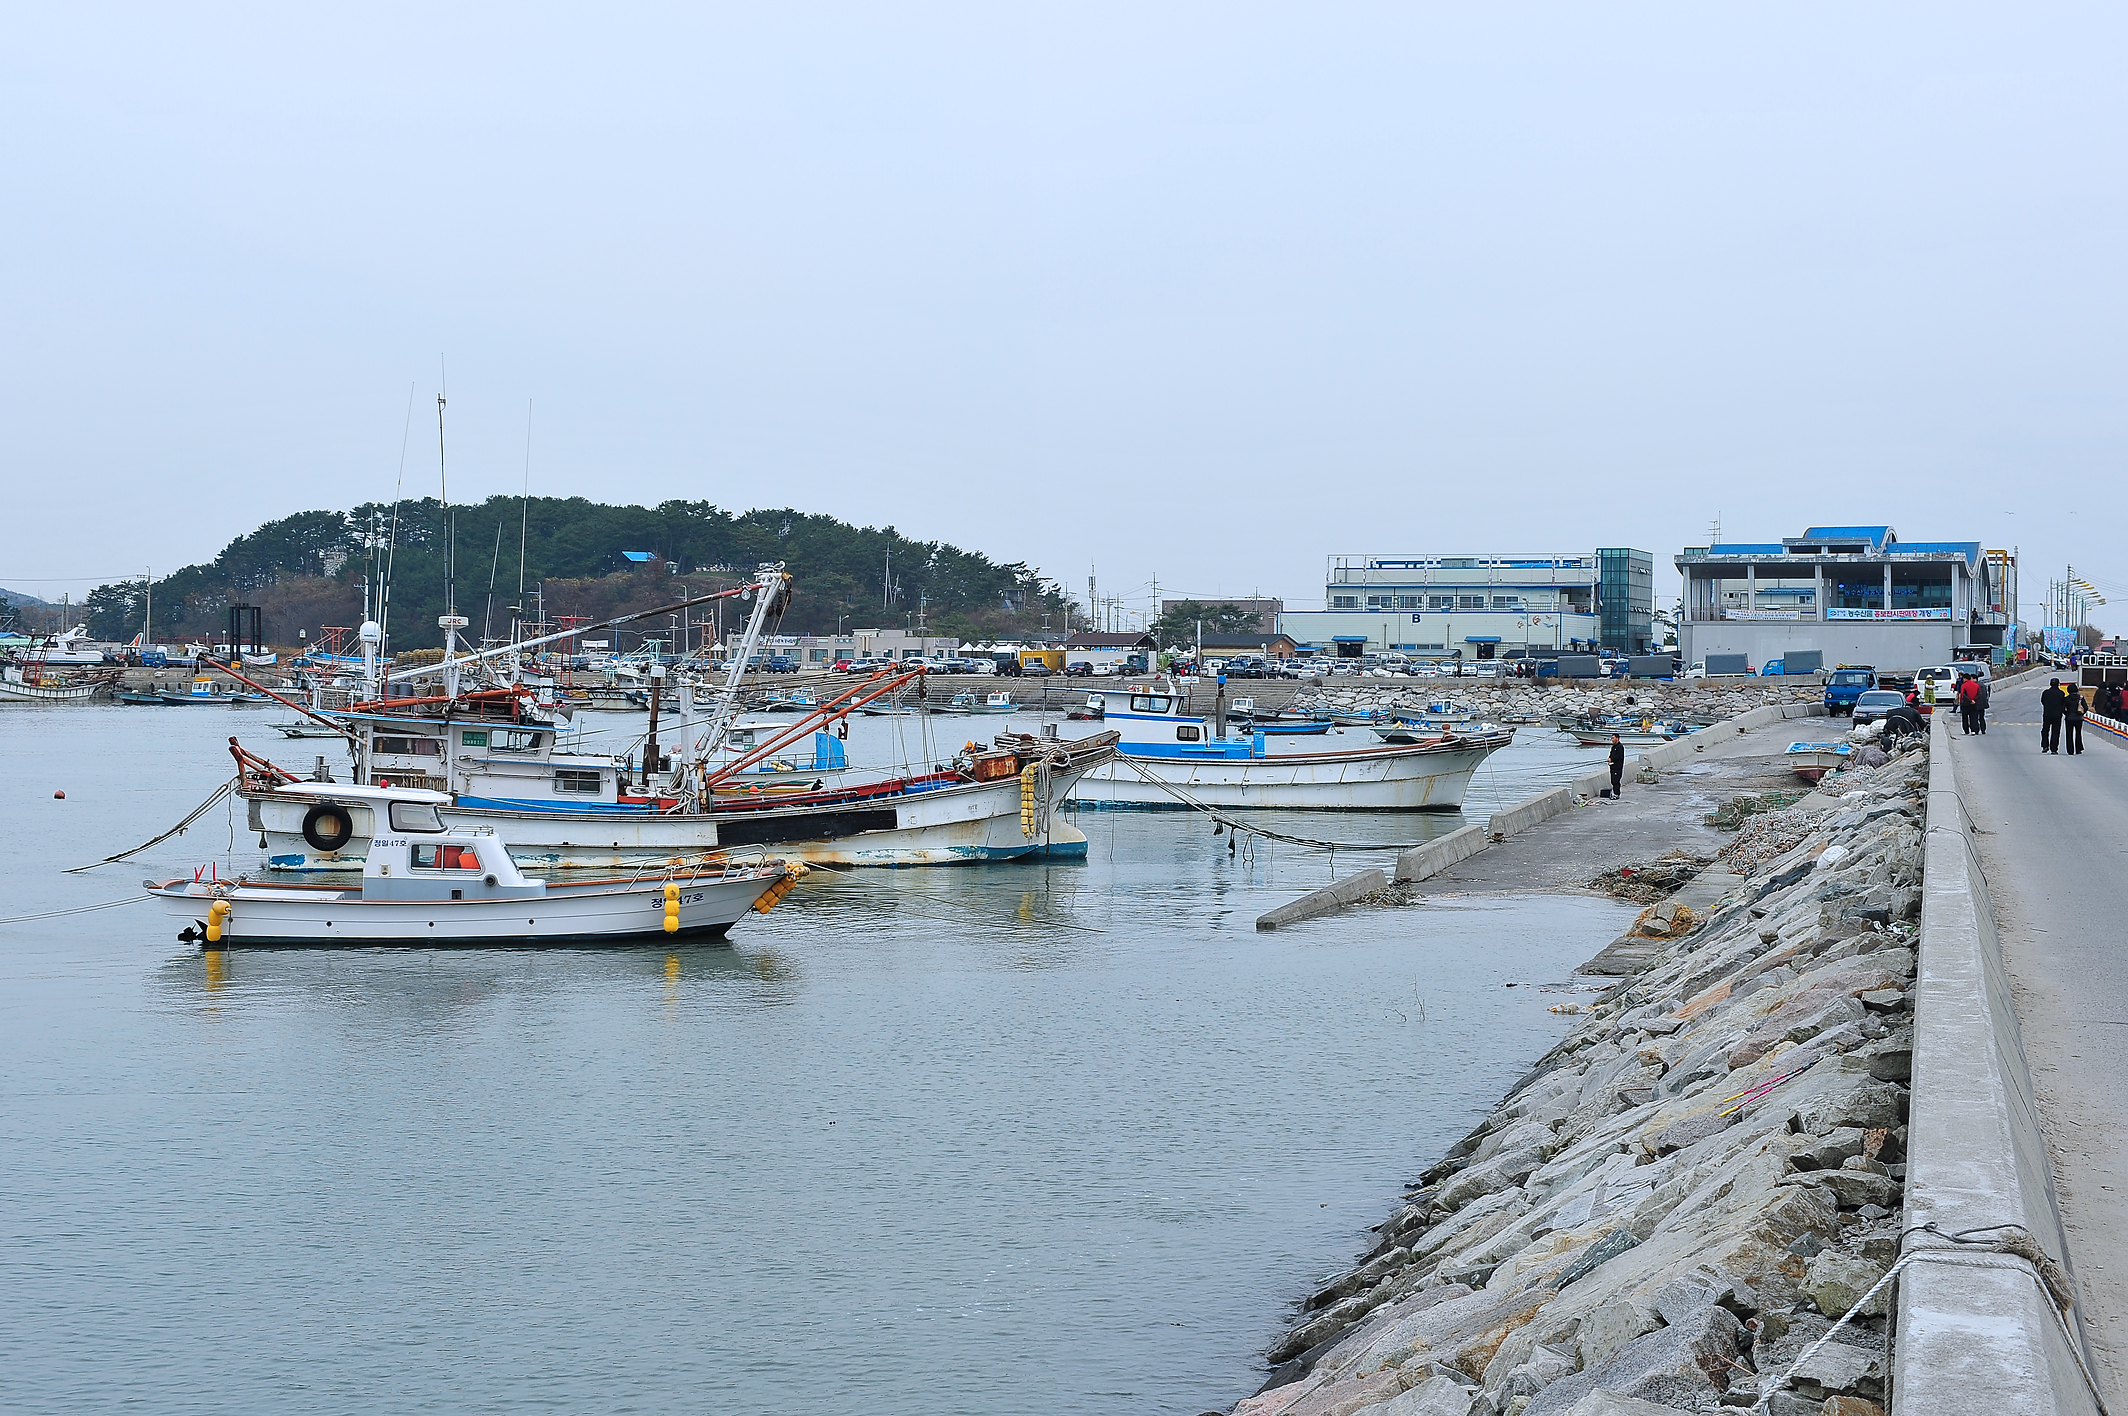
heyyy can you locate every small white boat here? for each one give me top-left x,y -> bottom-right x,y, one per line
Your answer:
1784,741 -> 1853,783
971,692 -> 1017,714
150,784 -> 792,945
1566,721 -> 1686,747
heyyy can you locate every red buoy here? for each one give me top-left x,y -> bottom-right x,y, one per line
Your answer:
53,790 -> 65,799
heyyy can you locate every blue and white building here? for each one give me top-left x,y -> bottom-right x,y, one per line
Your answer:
1678,526 -> 2009,670
1280,551 -> 1655,660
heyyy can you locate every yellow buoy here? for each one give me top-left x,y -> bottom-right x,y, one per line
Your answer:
663,881 -> 681,934
206,898 -> 231,944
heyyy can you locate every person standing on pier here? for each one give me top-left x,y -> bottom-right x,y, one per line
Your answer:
2041,680 -> 2066,754
1956,673 -> 1980,735
1608,734 -> 1625,795
2064,683 -> 2087,755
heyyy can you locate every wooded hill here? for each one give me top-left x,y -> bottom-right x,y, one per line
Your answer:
82,499 -> 1076,650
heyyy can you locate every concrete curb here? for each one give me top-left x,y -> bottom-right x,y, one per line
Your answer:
1255,867 -> 1387,931
1484,786 -> 1574,841
1892,713 -> 2101,1414
1391,824 -> 1486,883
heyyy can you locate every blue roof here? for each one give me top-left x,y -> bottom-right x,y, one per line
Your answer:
1799,526 -> 1893,547
1892,541 -> 1982,563
621,550 -> 656,563
1704,543 -> 1787,556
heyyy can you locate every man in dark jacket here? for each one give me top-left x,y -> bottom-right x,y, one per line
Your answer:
1608,734 -> 1626,795
2064,684 -> 2087,755
1976,673 -> 1990,734
2041,680 -> 2066,754
1956,674 -> 1980,734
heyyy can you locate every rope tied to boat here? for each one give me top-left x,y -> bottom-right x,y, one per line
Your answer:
1110,755 -> 1444,852
1747,1220 -> 2103,1416
63,777 -> 239,874
0,895 -> 151,925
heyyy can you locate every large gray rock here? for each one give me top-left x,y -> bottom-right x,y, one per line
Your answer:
1788,1339 -> 1886,1401
1560,1394 -> 1694,1416
1802,1252 -> 1889,1318
1356,1374 -> 1476,1416
1436,1144 -> 1548,1213
1525,1304 -> 1742,1415
1575,1299 -> 1658,1374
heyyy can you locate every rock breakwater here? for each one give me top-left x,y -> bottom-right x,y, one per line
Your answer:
1228,750 -> 1932,1416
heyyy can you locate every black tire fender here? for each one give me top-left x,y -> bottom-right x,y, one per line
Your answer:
301,802 -> 354,853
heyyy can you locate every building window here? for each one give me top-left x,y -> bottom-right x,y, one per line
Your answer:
1366,595 -> 1392,609
554,770 -> 603,794
1428,596 -> 1454,611
1395,596 -> 1420,609
1492,596 -> 1521,610
1331,595 -> 1359,609
1457,595 -> 1485,610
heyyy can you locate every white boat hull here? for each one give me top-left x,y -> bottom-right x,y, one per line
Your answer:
0,678 -> 99,703
1073,738 -> 1508,811
247,768 -> 1094,872
150,872 -> 775,945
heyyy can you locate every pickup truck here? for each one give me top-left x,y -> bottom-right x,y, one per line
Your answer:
1822,667 -> 1876,716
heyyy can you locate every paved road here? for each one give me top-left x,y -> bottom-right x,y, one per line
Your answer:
1952,674 -> 2128,1400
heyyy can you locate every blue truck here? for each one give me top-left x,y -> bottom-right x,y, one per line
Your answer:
1822,667 -> 1876,716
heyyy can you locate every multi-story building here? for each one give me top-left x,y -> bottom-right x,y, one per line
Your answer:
1279,551 -> 1654,660
1677,526 -> 2009,670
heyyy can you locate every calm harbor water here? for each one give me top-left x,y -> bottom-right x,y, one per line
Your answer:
1,701 -> 1633,1415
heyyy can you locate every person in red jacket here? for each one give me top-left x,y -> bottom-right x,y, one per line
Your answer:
1956,673 -> 1982,735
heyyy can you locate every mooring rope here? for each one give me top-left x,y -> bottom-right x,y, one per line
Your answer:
0,895 -> 151,926
64,778 -> 238,874
1749,1220 -> 2106,1416
1110,755 -> 1439,852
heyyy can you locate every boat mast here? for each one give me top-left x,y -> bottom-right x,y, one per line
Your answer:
436,386 -> 466,701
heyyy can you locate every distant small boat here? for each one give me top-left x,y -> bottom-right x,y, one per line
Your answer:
970,692 -> 1017,714
1567,721 -> 1687,747
274,719 -> 348,738
119,691 -> 174,706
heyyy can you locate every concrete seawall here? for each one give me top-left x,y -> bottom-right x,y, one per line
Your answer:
1257,700 -> 1829,929
1891,711 -> 2103,1414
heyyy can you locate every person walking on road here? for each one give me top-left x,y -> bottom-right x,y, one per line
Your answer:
2041,679 -> 2066,754
1956,673 -> 1980,735
1608,734 -> 1625,796
2065,683 -> 2087,755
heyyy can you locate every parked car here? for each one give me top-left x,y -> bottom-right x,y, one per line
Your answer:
1912,665 -> 1960,711
1851,689 -> 1909,726
1224,656 -> 1267,679
1684,662 -> 1707,680
1065,661 -> 1094,677
765,656 -> 798,674
1822,668 -> 1876,716
1019,661 -> 1053,678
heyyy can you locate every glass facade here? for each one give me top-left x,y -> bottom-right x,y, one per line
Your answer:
1597,548 -> 1655,653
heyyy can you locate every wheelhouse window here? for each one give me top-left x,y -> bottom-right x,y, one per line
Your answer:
388,802 -> 445,832
554,770 -> 604,794
1176,725 -> 1201,742
410,842 -> 482,870
1129,694 -> 1173,714
492,729 -> 544,752
374,736 -> 442,756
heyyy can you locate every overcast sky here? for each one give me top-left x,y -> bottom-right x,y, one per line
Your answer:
5,5 -> 2122,628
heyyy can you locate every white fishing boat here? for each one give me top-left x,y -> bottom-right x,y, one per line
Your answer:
24,625 -> 109,666
152,784 -> 790,945
0,664 -> 103,703
1068,682 -> 1512,811
1565,720 -> 1687,747
972,692 -> 1017,714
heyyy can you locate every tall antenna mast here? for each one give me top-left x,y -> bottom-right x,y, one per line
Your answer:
436,364 -> 467,699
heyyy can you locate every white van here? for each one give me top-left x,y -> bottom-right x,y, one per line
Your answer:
1913,665 -> 1960,707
